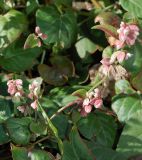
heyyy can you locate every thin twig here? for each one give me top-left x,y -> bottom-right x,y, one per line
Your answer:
50,98 -> 81,120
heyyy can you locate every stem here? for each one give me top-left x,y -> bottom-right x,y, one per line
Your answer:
37,101 -> 63,155
40,50 -> 46,64
50,99 -> 81,120
88,76 -> 107,93
31,136 -> 49,146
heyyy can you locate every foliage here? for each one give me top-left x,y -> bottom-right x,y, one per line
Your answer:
0,0 -> 142,159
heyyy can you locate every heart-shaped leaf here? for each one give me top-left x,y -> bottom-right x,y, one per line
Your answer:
36,5 -> 77,48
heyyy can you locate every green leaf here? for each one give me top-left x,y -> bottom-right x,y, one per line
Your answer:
0,42 -> 41,72
75,37 -> 99,58
0,98 -> 13,123
115,79 -> 136,94
36,5 -> 77,48
52,115 -> 68,139
120,0 -> 142,18
87,143 -> 126,160
102,46 -> 113,58
0,10 -> 27,49
30,120 -> 47,135
26,0 -> 39,14
112,95 -> 142,122
0,124 -> 9,144
38,102 -> 63,155
117,110 -> 142,158
62,127 -> 94,160
28,149 -> 54,160
77,112 -> 117,147
6,117 -> 31,145
11,145 -> 29,160
123,42 -> 142,75
24,34 -> 40,49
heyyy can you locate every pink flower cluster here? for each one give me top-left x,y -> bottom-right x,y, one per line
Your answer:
28,80 -> 41,110
7,79 -> 41,113
35,26 -> 47,47
7,79 -> 23,97
100,51 -> 132,75
81,88 -> 103,116
115,22 -> 139,49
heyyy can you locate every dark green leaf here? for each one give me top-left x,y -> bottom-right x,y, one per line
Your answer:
36,5 -> 77,48
6,117 -> 31,145
77,112 -> 117,147
0,42 -> 41,72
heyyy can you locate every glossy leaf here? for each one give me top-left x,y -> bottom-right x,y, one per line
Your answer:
28,149 -> 54,160
11,145 -> 29,160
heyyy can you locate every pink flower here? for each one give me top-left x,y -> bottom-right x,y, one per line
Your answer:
116,51 -> 126,63
7,79 -> 23,96
28,80 -> 40,99
31,100 -> 38,110
84,105 -> 92,113
115,22 -> 139,49
94,98 -> 103,108
17,106 -> 25,113
100,58 -> 111,75
35,26 -> 47,40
